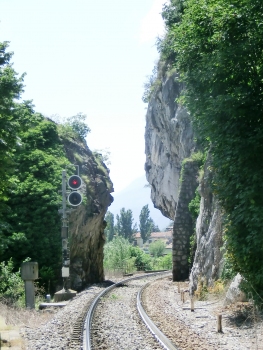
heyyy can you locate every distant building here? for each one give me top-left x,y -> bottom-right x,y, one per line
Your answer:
133,229 -> 172,255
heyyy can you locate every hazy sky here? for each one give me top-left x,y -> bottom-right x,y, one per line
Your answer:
0,0 -> 165,193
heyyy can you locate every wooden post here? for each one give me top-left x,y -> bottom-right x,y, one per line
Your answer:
181,291 -> 185,303
178,282 -> 180,293
217,314 -> 222,332
190,298 -> 194,312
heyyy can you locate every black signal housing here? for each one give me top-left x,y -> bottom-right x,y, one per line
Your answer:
68,175 -> 82,190
67,191 -> 82,206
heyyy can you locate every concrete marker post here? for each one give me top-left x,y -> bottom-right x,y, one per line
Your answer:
21,262 -> 38,309
191,298 -> 194,312
217,314 -> 223,332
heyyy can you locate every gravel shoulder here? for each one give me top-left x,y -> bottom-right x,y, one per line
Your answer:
143,276 -> 263,350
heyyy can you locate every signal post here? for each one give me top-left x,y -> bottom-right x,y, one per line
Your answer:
55,168 -> 82,302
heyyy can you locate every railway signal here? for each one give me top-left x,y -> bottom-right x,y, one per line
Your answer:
67,174 -> 82,206
68,191 -> 82,206
68,175 -> 82,190
58,168 -> 82,298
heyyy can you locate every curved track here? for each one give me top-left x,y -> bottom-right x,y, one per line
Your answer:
137,281 -> 179,350
83,271 -> 178,350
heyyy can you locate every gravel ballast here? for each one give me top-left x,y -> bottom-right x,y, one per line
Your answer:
23,285 -> 105,350
22,273 -> 263,350
91,274 -> 168,350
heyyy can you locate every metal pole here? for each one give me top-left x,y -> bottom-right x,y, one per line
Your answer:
62,170 -> 67,222
61,170 -> 70,290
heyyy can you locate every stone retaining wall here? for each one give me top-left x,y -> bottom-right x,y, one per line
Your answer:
172,160 -> 199,281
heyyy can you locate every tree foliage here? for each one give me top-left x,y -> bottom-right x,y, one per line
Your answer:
0,41 -> 94,294
139,204 -> 159,243
103,237 -> 166,272
1,102 -> 70,290
149,240 -> 165,257
56,113 -> 90,142
159,0 -> 263,299
66,113 -> 90,141
0,42 -> 25,219
103,236 -> 131,270
115,208 -> 137,242
105,211 -> 115,242
0,259 -> 24,305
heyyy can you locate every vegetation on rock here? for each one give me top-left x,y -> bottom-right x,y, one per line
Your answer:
156,0 -> 263,301
0,42 -> 110,297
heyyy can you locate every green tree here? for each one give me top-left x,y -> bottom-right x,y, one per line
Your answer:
139,205 -> 159,243
105,211 -> 115,242
56,112 -> 90,142
66,113 -> 90,141
2,105 -> 70,290
149,219 -> 160,233
0,42 -> 24,182
115,208 -> 137,242
0,42 -> 25,245
149,240 -> 165,257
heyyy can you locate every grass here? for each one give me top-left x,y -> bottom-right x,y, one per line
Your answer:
110,293 -> 118,300
0,301 -> 54,349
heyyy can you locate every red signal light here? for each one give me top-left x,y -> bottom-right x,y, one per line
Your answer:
68,175 -> 82,190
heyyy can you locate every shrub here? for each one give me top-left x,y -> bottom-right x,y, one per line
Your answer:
149,240 -> 165,257
103,236 -> 131,270
0,259 -> 24,306
129,246 -> 152,270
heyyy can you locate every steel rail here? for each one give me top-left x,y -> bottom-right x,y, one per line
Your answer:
83,271 -> 170,350
137,281 -> 179,350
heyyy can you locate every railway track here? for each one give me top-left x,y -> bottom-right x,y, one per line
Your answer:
137,280 -> 178,350
24,272 -> 261,349
82,271 -> 177,350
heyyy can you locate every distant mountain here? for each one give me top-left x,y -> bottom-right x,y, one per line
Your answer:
109,175 -> 172,231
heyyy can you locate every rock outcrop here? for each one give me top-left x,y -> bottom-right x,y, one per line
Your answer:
189,156 -> 224,294
62,138 -> 113,290
224,274 -> 247,305
145,72 -> 196,219
145,70 -> 224,289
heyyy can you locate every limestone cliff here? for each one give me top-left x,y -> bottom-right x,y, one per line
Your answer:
189,155 -> 224,294
145,72 -> 196,219
62,137 -> 113,290
145,71 -> 224,290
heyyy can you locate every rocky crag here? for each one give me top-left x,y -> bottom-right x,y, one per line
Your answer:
189,155 -> 224,293
63,138 -> 113,290
145,70 -> 224,292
